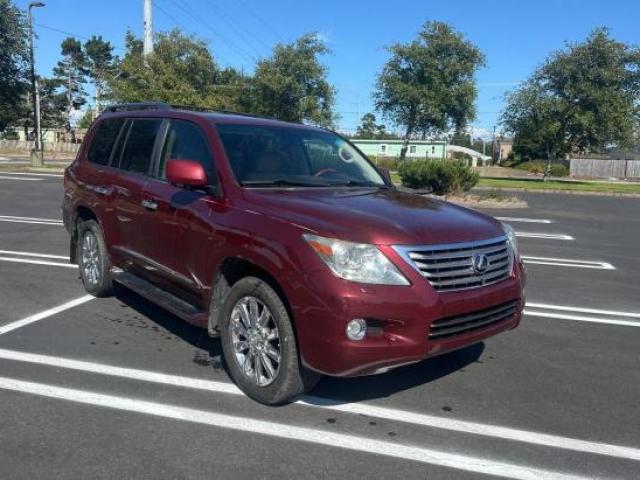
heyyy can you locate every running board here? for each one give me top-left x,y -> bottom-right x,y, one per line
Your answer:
113,271 -> 208,328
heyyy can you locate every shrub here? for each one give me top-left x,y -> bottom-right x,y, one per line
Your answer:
514,160 -> 569,176
516,161 -> 546,174
550,163 -> 569,177
370,156 -> 402,171
398,159 -> 479,195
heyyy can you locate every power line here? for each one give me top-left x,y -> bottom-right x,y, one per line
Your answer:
203,0 -> 270,56
33,23 -> 126,52
154,0 -> 232,66
236,0 -> 283,42
164,0 -> 257,64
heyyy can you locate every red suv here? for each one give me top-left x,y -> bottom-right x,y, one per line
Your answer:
63,103 -> 525,405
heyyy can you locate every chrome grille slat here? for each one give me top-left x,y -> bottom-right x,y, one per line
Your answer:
430,267 -> 509,288
394,236 -> 512,292
429,300 -> 518,339
414,258 -> 473,269
408,244 -> 507,261
432,303 -> 517,329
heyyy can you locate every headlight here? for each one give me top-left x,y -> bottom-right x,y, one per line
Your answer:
303,234 -> 410,285
502,223 -> 519,259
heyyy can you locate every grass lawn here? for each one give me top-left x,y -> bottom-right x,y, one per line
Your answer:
477,177 -> 640,194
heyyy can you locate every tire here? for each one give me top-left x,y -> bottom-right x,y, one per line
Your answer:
77,219 -> 114,297
220,276 -> 320,405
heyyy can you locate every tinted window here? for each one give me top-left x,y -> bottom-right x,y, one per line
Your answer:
87,118 -> 125,165
119,119 -> 162,174
159,121 -> 212,179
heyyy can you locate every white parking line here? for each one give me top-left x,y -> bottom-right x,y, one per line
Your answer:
0,347 -> 637,463
0,171 -> 63,178
521,256 -> 615,270
0,175 -> 42,181
526,303 -> 640,318
0,250 -> 68,260
0,376 -> 598,480
525,302 -> 640,327
496,217 -> 553,224
516,232 -> 574,240
0,215 -> 62,226
0,257 -> 75,268
0,295 -> 94,335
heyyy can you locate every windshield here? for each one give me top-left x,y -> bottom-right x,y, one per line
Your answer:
215,124 -> 386,187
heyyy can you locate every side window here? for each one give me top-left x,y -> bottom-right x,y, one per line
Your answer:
409,145 -> 417,154
119,119 -> 162,174
87,118 -> 125,166
159,121 -> 212,180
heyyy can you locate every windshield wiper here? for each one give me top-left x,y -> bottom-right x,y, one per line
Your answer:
335,180 -> 390,188
241,179 -> 331,188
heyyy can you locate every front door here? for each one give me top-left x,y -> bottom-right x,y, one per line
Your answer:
141,119 -> 220,307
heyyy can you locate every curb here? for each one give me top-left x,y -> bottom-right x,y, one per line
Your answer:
474,186 -> 640,198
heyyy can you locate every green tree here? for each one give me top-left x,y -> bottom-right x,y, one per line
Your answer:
52,37 -> 88,128
502,28 -> 640,164
251,33 -> 336,126
108,29 -> 244,110
0,0 -> 29,131
374,21 -> 485,160
355,113 -> 389,139
84,35 -> 116,112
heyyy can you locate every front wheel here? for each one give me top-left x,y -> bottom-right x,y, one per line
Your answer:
220,277 -> 320,405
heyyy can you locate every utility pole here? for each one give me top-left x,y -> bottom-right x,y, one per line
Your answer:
28,2 -> 45,167
143,0 -> 153,56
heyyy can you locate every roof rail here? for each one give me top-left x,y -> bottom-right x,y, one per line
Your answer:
104,102 -> 171,113
103,102 -> 279,121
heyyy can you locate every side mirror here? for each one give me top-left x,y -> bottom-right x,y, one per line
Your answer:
166,159 -> 208,188
378,167 -> 392,185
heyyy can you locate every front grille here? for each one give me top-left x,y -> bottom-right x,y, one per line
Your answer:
429,300 -> 519,339
394,236 -> 512,292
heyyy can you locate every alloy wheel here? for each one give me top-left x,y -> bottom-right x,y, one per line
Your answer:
230,296 -> 281,387
81,231 -> 101,286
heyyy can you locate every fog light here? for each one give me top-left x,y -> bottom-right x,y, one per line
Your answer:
346,318 -> 367,341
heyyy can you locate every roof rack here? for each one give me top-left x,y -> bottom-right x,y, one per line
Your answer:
103,102 -> 278,121
104,102 -> 172,113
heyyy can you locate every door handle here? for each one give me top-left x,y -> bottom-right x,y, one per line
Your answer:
93,185 -> 111,196
141,199 -> 158,211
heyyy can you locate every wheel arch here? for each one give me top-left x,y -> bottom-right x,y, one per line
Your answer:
208,257 -> 295,338
70,205 -> 99,264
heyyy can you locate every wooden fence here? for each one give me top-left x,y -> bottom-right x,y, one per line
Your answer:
0,140 -> 81,154
570,158 -> 640,179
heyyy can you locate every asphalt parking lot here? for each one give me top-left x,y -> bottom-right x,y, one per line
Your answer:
0,170 -> 639,479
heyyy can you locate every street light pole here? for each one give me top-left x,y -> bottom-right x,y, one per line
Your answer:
28,2 -> 45,167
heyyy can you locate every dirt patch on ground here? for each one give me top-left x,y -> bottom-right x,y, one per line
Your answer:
442,192 -> 528,209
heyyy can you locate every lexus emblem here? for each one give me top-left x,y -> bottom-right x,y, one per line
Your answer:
472,253 -> 490,273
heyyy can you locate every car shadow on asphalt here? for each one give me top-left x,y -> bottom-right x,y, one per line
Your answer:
113,286 -> 222,355
114,286 -> 484,404
307,343 -> 485,404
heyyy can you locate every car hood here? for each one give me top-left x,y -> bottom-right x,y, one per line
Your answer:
242,187 -> 505,246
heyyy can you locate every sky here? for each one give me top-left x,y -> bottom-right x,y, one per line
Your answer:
17,0 -> 640,138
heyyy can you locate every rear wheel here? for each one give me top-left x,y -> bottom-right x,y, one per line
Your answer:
220,276 -> 320,405
77,219 -> 114,297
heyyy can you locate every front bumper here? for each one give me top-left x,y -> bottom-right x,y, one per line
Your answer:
289,258 -> 525,377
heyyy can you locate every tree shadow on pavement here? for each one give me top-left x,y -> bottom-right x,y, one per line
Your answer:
306,343 -> 484,405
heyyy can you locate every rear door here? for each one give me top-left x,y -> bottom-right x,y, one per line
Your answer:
110,118 -> 163,273
141,119 -> 220,306
81,117 -> 127,253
